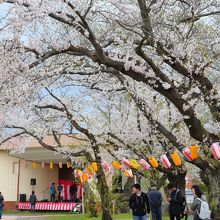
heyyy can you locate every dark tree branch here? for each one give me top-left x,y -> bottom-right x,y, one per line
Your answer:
179,10 -> 220,23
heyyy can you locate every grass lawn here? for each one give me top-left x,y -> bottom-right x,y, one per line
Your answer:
17,213 -> 170,220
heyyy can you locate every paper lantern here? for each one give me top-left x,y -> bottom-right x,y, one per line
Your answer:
129,159 -> 140,169
50,162 -> 53,169
80,173 -> 88,183
211,143 -> 220,160
41,162 -> 45,168
190,145 -> 199,160
149,156 -> 158,168
139,159 -> 151,170
91,162 -> 98,172
121,165 -> 127,172
85,171 -> 92,179
24,161 -> 28,168
33,162 -> 36,169
122,158 -> 130,167
182,147 -> 193,161
171,152 -> 182,166
123,169 -> 133,178
67,161 -> 71,168
86,166 -> 94,175
74,169 -> 80,177
160,155 -> 172,169
112,161 -> 122,170
59,162 -> 63,169
101,161 -> 110,172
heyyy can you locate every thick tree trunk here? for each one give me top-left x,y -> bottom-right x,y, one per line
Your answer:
206,167 -> 220,220
96,165 -> 113,220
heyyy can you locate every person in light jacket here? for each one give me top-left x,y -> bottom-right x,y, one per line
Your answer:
190,185 -> 205,220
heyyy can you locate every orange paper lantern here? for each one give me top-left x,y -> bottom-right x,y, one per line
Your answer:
149,156 -> 158,168
190,145 -> 199,160
112,161 -> 122,170
171,152 -> 182,166
91,162 -> 98,172
80,173 -> 88,183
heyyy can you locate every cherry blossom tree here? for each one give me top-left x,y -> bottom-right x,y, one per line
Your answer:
0,0 -> 220,217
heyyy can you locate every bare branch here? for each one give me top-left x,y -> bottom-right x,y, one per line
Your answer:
0,132 -> 26,146
83,0 -> 94,19
179,10 -> 220,23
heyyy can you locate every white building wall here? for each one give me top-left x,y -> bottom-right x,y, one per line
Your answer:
0,151 -> 59,201
19,162 -> 59,201
0,151 -> 19,201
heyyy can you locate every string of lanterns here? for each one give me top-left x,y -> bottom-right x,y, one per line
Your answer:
24,143 -> 220,183
74,143 -> 220,183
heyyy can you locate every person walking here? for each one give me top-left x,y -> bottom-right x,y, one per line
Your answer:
0,192 -> 4,219
167,183 -> 183,220
29,191 -> 37,212
129,183 -> 150,220
190,185 -> 210,220
69,181 -> 77,202
50,183 -> 56,202
148,186 -> 162,220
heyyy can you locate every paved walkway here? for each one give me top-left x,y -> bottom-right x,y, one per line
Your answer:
2,215 -> 54,219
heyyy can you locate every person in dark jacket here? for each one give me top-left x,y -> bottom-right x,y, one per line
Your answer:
29,191 -> 37,212
148,186 -> 162,220
129,184 -> 150,220
0,192 -> 4,219
167,183 -> 183,220
69,182 -> 77,202
57,184 -> 64,202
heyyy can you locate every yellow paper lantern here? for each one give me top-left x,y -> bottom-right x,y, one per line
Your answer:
129,159 -> 140,169
91,162 -> 98,172
112,161 -> 122,170
124,169 -> 133,178
123,170 -> 129,177
33,162 -> 36,169
149,156 -> 158,168
86,166 -> 93,175
171,152 -> 182,166
67,161 -> 71,168
50,162 -> 53,169
190,145 -> 199,160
